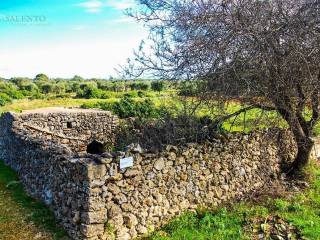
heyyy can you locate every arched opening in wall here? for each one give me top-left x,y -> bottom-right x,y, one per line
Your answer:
87,140 -> 105,154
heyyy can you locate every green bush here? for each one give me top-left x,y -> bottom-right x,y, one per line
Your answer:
138,91 -> 145,98
123,91 -> 139,98
100,92 -> 112,99
112,97 -> 137,118
130,82 -> 149,91
80,102 -> 102,109
5,89 -> 25,99
0,93 -> 12,106
111,96 -> 159,118
151,81 -> 165,92
29,92 -> 45,100
21,83 -> 39,93
178,81 -> 199,96
77,86 -> 102,99
97,102 -> 113,111
69,82 -> 81,93
34,73 -> 49,82
52,83 -> 66,94
81,96 -> 162,119
40,83 -> 54,94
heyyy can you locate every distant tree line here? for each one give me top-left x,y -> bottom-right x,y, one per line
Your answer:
0,73 -> 171,106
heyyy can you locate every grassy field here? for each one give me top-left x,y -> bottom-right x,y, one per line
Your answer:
149,162 -> 320,240
0,98 -> 116,113
1,158 -> 320,240
0,161 -> 68,240
1,96 -> 320,136
0,90 -> 173,113
1,96 -> 320,239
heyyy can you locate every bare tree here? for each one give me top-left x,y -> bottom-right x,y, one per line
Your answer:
123,0 -> 320,173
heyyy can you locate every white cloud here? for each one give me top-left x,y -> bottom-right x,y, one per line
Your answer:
105,0 -> 135,10
77,0 -> 103,13
0,30 -> 148,78
77,0 -> 135,13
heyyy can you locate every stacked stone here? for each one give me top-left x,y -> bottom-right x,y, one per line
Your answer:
0,109 -> 119,240
0,109 -> 294,240
7,109 -> 119,152
74,130 -> 288,240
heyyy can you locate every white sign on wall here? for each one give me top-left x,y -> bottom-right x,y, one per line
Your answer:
120,156 -> 134,170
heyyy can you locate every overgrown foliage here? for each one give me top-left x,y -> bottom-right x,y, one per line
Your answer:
0,75 -> 171,105
81,96 -> 165,119
148,162 -> 320,240
125,0 -> 320,173
0,161 -> 68,239
114,114 -> 225,151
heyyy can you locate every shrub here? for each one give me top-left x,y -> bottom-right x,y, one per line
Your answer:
34,73 -> 49,82
112,97 -> 137,118
113,113 -> 222,151
97,102 -> 113,111
178,81 -> 199,96
100,92 -> 112,99
81,96 -> 161,119
69,82 -> 81,93
21,83 -> 39,93
40,83 -> 54,94
130,82 -> 150,91
123,91 -> 138,98
52,83 -> 66,94
138,91 -> 145,98
5,89 -> 25,99
111,96 -> 161,118
77,86 -> 102,99
80,102 -> 102,109
0,93 -> 12,106
151,81 -> 165,92
29,92 -> 45,100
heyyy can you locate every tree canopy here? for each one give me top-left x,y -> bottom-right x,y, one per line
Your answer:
34,73 -> 49,82
125,0 -> 320,173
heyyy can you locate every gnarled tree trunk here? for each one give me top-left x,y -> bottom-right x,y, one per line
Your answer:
290,137 -> 314,173
278,108 -> 316,174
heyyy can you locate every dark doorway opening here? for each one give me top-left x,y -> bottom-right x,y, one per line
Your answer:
67,122 -> 72,129
87,140 -> 105,154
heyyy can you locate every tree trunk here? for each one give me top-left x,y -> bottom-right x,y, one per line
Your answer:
289,137 -> 314,173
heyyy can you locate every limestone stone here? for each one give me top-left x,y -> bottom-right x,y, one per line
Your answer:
80,224 -> 104,238
0,110 -> 297,240
108,183 -> 121,195
81,209 -> 107,224
124,169 -> 141,178
136,225 -> 148,234
124,214 -> 138,228
154,158 -> 165,171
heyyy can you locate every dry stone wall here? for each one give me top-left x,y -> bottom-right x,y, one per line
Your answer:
80,130 -> 286,239
0,108 -> 119,153
0,108 -> 292,240
0,108 -> 120,239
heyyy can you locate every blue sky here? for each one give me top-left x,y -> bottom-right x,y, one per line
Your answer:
0,0 -> 148,78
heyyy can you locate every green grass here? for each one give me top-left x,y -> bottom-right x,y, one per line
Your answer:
148,162 -> 320,240
0,89 -> 176,114
1,96 -> 320,239
4,159 -> 320,240
271,164 -> 320,238
1,95 -> 320,239
0,160 -> 68,240
0,98 -> 118,113
148,208 -> 250,240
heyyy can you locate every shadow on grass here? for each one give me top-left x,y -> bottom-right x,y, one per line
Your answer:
0,160 -> 68,240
